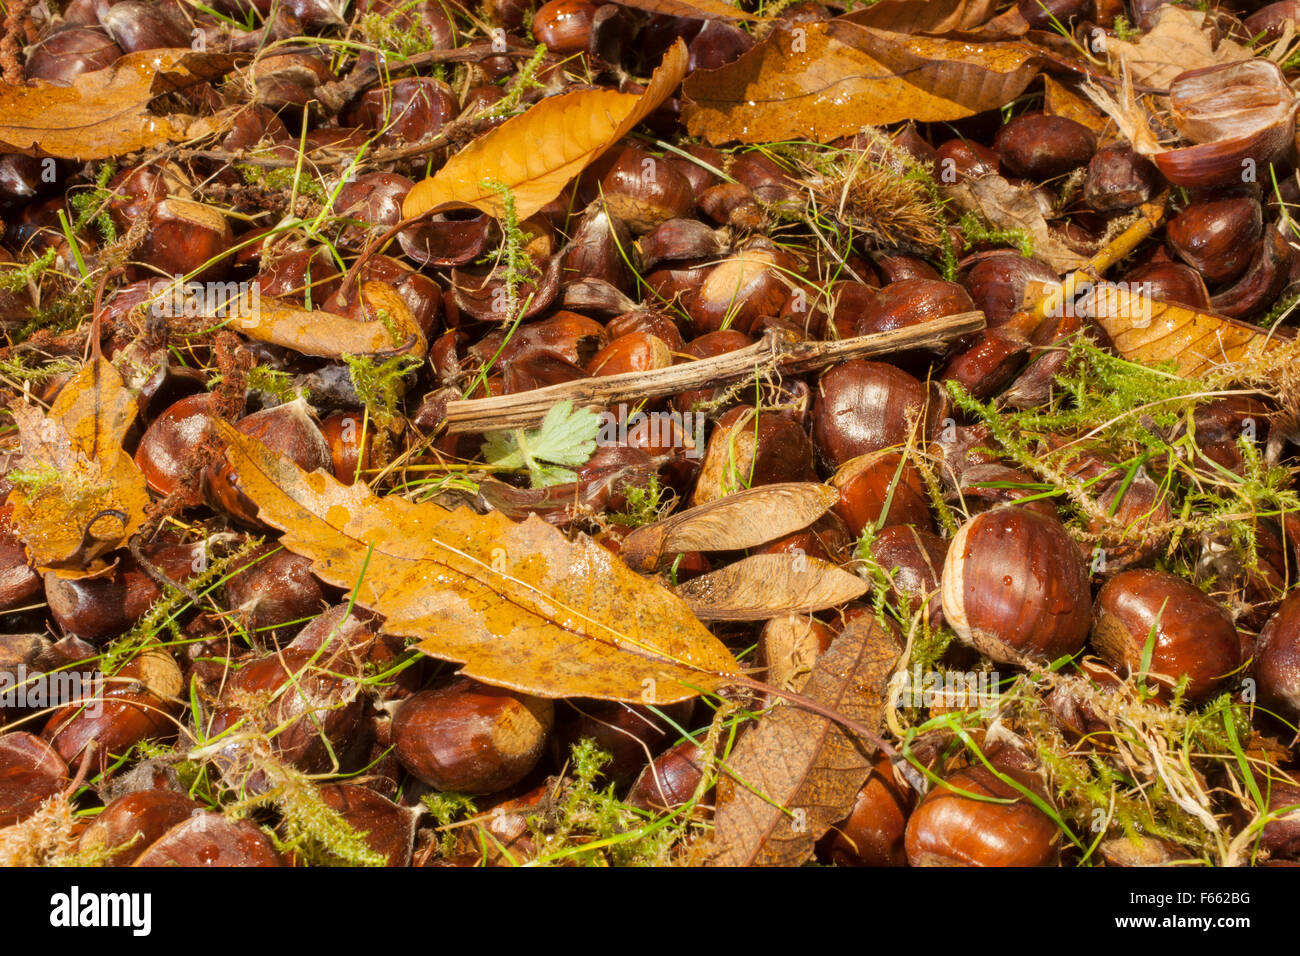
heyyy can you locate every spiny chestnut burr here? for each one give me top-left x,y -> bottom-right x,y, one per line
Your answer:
941,507 -> 1092,664
818,755 -> 912,866
812,360 -> 932,473
993,113 -> 1096,181
77,789 -> 201,866
393,679 -> 554,794
1165,193 -> 1263,285
599,146 -> 695,234
1253,590 -> 1300,721
905,764 -> 1058,867
1092,569 -> 1239,702
133,814 -> 283,867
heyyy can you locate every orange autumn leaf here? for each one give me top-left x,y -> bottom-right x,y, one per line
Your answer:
1084,285 -> 1284,378
682,21 -> 1042,145
212,420 -> 741,703
403,41 -> 688,223
0,49 -> 231,160
6,358 -> 150,576
224,281 -> 427,360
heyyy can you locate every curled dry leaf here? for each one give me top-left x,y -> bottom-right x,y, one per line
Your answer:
212,421 -> 741,703
403,41 -> 688,223
945,172 -> 1092,273
682,21 -> 1042,145
6,358 -> 150,577
234,281 -> 427,360
1105,7 -> 1248,91
712,614 -> 898,867
760,614 -> 827,693
0,49 -> 230,160
620,482 -> 839,572
841,0 -> 1001,35
1082,284 -> 1285,378
675,553 -> 867,621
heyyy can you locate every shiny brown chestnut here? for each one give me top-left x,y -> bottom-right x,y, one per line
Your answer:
0,732 -> 69,826
904,764 -> 1058,867
26,27 -> 122,84
532,0 -> 599,53
961,253 -> 1057,328
868,524 -> 948,625
133,814 -> 283,867
993,113 -> 1096,181
205,398 -> 331,525
1254,590 -> 1300,721
223,546 -> 327,644
1083,143 -> 1159,212
683,244 -> 791,335
941,507 -> 1092,664
818,754 -> 912,866
1092,569 -> 1239,702
586,331 -> 672,377
1211,223 -> 1293,319
554,698 -> 694,787
393,679 -> 554,794
78,789 -> 200,865
626,738 -> 709,812
690,405 -> 815,505
812,360 -> 932,472
1165,193 -> 1263,285
599,145 -> 695,235
828,451 -> 933,537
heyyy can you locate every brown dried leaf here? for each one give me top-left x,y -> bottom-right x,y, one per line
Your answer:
1084,285 -> 1283,378
0,49 -> 225,160
712,614 -> 898,866
234,281 -> 427,359
1106,7 -> 1248,90
6,358 -> 150,577
945,172 -> 1092,273
403,41 -> 687,223
760,614 -> 827,693
841,0 -> 1000,35
675,553 -> 867,621
682,21 -> 1042,145
212,421 -> 741,703
620,482 -> 838,572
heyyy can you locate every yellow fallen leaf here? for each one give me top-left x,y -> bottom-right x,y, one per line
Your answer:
402,40 -> 688,223
1085,284 -> 1282,378
213,420 -> 742,703
0,49 -> 230,160
6,358 -> 150,576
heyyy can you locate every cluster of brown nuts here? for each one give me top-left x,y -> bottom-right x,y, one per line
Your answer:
2,0 -> 1300,867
